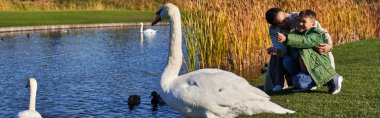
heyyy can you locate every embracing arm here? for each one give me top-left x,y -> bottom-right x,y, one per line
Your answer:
268,25 -> 286,56
314,21 -> 333,54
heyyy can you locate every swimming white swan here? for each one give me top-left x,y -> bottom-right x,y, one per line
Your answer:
140,22 -> 157,35
15,78 -> 42,118
151,3 -> 295,118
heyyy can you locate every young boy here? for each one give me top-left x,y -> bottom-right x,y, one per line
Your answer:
277,9 -> 343,94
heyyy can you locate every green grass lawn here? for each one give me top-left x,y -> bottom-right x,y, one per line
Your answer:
242,39 -> 380,117
0,10 -> 155,27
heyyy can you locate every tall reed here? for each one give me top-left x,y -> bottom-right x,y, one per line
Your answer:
172,0 -> 380,80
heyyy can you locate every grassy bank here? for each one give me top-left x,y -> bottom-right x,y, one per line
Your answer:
0,10 -> 155,27
241,39 -> 380,117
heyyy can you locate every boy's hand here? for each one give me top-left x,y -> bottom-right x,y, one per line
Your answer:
267,47 -> 278,56
277,32 -> 287,43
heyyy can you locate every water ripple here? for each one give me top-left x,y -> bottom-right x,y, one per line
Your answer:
0,26 -> 183,117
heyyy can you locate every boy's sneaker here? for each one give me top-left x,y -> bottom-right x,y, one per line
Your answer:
327,79 -> 335,93
272,85 -> 283,92
310,86 -> 317,90
330,75 -> 343,94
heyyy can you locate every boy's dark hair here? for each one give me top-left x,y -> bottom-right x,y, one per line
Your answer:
299,9 -> 317,21
265,8 -> 283,25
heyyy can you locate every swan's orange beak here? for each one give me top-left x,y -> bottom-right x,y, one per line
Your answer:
151,15 -> 161,26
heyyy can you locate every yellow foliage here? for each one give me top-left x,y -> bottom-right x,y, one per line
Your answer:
171,0 -> 380,79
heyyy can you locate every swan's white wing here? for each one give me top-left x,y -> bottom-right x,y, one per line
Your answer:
178,68 -> 269,99
167,69 -> 270,115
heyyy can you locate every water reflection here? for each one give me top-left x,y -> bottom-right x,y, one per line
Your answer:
0,26 -> 182,117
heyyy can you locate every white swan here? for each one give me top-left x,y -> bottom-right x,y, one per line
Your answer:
15,78 -> 42,118
140,22 -> 157,35
151,3 -> 295,118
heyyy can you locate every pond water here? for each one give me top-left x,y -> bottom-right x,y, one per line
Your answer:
0,26 -> 184,117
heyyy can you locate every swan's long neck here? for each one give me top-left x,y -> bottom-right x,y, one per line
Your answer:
140,23 -> 143,32
161,9 -> 182,92
29,81 -> 37,111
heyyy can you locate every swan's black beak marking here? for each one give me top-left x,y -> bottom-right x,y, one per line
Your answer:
152,15 -> 161,26
25,78 -> 30,88
151,9 -> 163,26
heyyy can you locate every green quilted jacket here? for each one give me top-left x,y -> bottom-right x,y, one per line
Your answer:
286,27 -> 337,87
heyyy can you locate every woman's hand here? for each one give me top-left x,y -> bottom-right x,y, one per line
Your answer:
277,32 -> 287,43
315,43 -> 332,55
